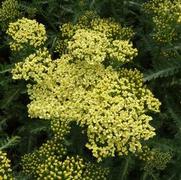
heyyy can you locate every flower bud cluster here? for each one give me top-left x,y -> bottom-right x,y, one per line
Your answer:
36,155 -> 85,180
0,151 -> 14,180
22,140 -> 109,179
50,119 -> 71,140
143,0 -> 181,43
82,163 -> 109,180
21,137 -> 67,177
36,155 -> 109,180
138,146 -> 172,172
7,18 -> 47,51
0,0 -> 20,30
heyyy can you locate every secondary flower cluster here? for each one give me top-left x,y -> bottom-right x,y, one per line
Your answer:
143,0 -> 181,44
36,156 -> 109,180
10,14 -> 161,162
56,11 -> 135,59
22,138 -> 68,177
22,128 -> 108,179
0,0 -> 20,30
22,147 -> 109,179
0,150 -> 14,180
138,146 -> 172,172
7,18 -> 47,51
21,119 -> 109,179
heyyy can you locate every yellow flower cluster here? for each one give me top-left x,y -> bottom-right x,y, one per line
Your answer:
107,40 -> 137,64
0,151 -> 13,180
36,155 -> 109,180
143,0 -> 181,43
21,137 -> 68,177
60,28 -> 137,65
90,18 -> 134,40
22,131 -> 109,179
0,0 -> 20,30
12,14 -> 161,161
11,48 -> 52,82
12,49 -> 160,161
67,29 -> 109,64
7,18 -> 47,51
36,155 -> 85,180
139,147 -> 172,172
56,12 -> 135,57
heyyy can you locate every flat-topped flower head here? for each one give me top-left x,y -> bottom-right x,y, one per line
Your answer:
56,12 -> 135,56
11,14 -> 161,161
12,48 -> 160,161
90,18 -> 134,40
7,18 -> 47,51
12,48 -> 52,82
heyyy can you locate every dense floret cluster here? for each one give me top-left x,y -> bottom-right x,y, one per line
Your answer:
36,155 -> 85,180
22,138 -> 68,177
56,11 -> 135,56
11,48 -> 52,82
139,146 -> 172,172
0,151 -> 13,180
143,0 -> 181,44
36,156 -> 109,180
12,48 -> 160,160
22,133 -> 109,179
10,14 -> 161,162
0,0 -> 179,179
0,0 -> 20,30
7,18 -> 47,51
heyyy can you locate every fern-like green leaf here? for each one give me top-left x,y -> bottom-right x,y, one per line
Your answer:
144,66 -> 181,82
144,58 -> 181,82
0,136 -> 21,150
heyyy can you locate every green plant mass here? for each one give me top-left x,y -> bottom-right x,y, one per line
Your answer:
0,0 -> 181,179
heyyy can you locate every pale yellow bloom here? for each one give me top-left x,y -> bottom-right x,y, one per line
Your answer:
7,18 -> 47,51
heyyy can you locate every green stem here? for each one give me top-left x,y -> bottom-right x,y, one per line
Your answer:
142,172 -> 148,180
119,157 -> 130,180
27,135 -> 32,153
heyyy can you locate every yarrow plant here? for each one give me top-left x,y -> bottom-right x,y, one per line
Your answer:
9,13 -> 161,164
0,0 -> 179,179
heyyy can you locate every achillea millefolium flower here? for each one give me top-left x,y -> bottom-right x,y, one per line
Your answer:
10,14 -> 161,162
7,18 -> 47,51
